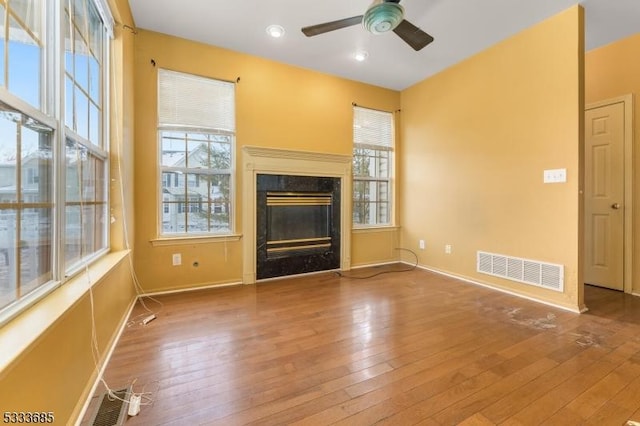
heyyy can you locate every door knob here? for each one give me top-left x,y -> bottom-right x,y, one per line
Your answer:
611,203 -> 621,210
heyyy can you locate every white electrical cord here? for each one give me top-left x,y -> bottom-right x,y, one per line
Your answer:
74,14 -> 160,416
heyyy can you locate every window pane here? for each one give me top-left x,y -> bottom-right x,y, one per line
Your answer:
74,28 -> 89,92
8,15 -> 41,109
65,77 -> 74,129
162,203 -> 180,234
0,111 -> 19,203
89,102 -> 100,146
64,11 -> 73,73
187,204 -> 207,233
94,202 -> 107,251
95,156 -> 106,202
81,148 -> 95,201
81,204 -> 95,255
0,108 -> 53,204
161,134 -> 186,167
72,0 -> 88,40
65,205 -> 81,269
89,57 -> 100,102
75,87 -> 89,139
64,139 -> 107,269
21,124 -> 52,203
88,2 -> 103,65
0,209 -> 17,310
11,0 -> 43,39
353,148 -> 373,177
210,174 -> 230,232
187,141 -> 208,169
208,137 -> 232,169
19,207 -> 52,294
66,140 -> 80,202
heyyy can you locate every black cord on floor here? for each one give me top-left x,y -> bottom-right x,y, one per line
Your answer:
335,247 -> 418,280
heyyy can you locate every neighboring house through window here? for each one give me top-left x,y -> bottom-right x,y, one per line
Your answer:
352,106 -> 394,226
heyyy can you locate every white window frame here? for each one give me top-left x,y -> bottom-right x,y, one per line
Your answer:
352,106 -> 395,228
0,0 -> 113,325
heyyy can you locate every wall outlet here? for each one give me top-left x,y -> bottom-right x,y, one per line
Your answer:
419,239 -> 425,250
445,244 -> 452,254
172,253 -> 182,266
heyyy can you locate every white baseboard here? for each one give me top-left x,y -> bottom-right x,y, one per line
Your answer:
350,260 -> 400,270
403,261 -> 585,314
141,280 -> 243,297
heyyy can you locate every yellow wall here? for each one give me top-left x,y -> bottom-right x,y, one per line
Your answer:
0,0 -> 138,423
0,256 -> 135,422
351,228 -> 401,267
133,30 -> 401,291
585,33 -> 640,293
399,6 -> 585,311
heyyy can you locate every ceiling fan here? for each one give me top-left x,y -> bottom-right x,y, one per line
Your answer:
301,0 -> 434,51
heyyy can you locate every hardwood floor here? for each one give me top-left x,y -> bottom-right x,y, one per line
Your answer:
84,267 -> 640,425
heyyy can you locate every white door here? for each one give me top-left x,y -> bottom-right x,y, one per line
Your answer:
584,102 -> 625,290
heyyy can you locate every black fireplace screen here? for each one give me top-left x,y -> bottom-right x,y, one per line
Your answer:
257,175 -> 340,279
266,192 -> 332,257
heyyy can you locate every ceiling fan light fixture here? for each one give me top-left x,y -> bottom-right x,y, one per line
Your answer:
266,24 -> 285,38
362,3 -> 404,35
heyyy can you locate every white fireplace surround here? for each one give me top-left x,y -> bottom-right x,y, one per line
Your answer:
242,146 -> 352,284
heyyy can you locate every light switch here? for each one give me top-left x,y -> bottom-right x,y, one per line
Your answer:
543,168 -> 567,184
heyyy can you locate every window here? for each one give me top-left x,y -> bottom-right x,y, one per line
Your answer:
63,0 -> 109,271
0,1 -> 112,320
352,106 -> 394,226
158,69 -> 235,236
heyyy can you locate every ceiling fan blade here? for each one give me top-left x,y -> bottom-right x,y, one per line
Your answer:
393,19 -> 434,51
302,15 -> 363,37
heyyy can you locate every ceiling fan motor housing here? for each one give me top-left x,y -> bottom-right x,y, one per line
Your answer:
363,2 -> 404,34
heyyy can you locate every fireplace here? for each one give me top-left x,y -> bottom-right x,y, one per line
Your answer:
257,174 -> 340,279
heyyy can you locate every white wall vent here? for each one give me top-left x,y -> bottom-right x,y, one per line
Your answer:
477,251 -> 564,292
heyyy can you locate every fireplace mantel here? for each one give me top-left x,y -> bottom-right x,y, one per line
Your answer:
242,146 -> 352,284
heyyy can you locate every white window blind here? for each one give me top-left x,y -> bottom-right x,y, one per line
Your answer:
353,106 -> 393,150
158,69 -> 235,132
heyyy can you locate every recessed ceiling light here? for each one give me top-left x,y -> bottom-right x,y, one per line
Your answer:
354,51 -> 369,62
266,24 -> 285,38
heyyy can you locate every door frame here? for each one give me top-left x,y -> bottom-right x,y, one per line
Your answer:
585,94 -> 634,293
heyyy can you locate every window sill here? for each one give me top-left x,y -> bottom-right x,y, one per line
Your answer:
352,225 -> 400,234
0,250 -> 130,372
150,234 -> 243,247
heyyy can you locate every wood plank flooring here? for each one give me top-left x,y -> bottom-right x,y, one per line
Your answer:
84,266 -> 640,425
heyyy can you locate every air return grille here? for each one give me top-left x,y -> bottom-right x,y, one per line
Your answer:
88,387 -> 131,426
477,251 -> 564,292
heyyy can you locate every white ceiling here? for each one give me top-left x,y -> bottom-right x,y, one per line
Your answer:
127,0 -> 640,91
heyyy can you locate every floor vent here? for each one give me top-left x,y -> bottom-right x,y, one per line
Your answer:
88,387 -> 131,426
477,251 -> 564,292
